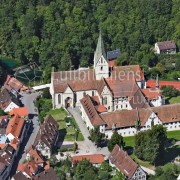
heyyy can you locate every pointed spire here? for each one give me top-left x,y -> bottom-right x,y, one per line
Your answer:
156,74 -> 159,88
94,31 -> 107,66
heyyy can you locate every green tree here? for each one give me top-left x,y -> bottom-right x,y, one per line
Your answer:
161,85 -> 180,97
107,131 -> 124,152
89,126 -> 105,146
134,125 -> 167,165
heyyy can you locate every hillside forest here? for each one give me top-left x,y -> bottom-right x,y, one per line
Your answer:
0,0 -> 180,81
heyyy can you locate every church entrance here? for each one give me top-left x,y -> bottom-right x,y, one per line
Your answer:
65,97 -> 72,109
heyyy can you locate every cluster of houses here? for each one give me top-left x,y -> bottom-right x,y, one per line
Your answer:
50,33 -> 180,139
0,76 -> 60,179
72,144 -> 147,180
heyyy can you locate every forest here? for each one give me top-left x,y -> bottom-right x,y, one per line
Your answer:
0,0 -> 179,74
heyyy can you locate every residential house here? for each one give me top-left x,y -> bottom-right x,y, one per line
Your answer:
0,87 -> 20,112
0,144 -> 18,180
10,107 -> 29,118
4,75 -> 23,94
34,115 -> 59,159
6,114 -> 25,141
155,41 -> 176,54
109,145 -> 146,180
16,146 -> 50,179
72,154 -> 105,167
32,167 -> 59,180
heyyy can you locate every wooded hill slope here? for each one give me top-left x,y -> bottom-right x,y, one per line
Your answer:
0,0 -> 179,71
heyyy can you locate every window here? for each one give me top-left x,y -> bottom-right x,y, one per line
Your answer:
108,106 -> 110,110
104,97 -> 107,105
101,58 -> 103,63
125,104 -> 128,108
83,92 -> 86,97
92,91 -> 94,96
116,105 -> 118,109
101,66 -> 103,71
58,94 -> 61,104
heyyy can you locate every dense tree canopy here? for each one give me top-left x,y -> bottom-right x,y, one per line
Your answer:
134,125 -> 167,165
0,0 -> 179,72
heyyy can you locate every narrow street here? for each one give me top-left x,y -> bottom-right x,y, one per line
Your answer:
19,92 -> 40,163
67,107 -> 109,157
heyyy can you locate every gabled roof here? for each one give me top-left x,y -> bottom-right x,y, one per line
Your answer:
18,159 -> 39,178
6,114 -> 24,138
34,115 -> 59,149
32,167 -> 59,180
10,107 -> 29,117
12,172 -> 28,180
100,108 -> 152,129
156,41 -> 176,50
104,77 -> 138,98
141,88 -> 162,100
80,95 -> 106,126
4,75 -> 23,92
52,69 -> 97,93
72,154 -> 104,165
109,145 -> 138,179
107,49 -> 121,60
26,146 -> 44,164
0,87 -> 20,110
152,104 -> 180,123
110,65 -> 145,81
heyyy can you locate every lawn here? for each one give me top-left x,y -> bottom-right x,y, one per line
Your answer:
47,108 -> 84,141
124,136 -> 135,147
167,130 -> 180,140
165,96 -> 180,104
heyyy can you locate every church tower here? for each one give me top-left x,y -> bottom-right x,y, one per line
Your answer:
94,31 -> 109,80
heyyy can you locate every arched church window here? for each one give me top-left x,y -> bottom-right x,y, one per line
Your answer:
58,94 -> 61,104
101,66 -> 103,71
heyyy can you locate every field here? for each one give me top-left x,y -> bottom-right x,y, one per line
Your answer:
165,96 -> 180,104
47,108 -> 84,141
167,130 -> 180,140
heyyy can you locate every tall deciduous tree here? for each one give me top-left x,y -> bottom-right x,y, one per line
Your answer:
107,131 -> 124,152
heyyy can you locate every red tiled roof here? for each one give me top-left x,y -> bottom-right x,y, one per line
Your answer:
6,114 -> 24,138
100,108 -> 152,129
142,88 -> 162,100
147,80 -> 180,91
80,95 -> 106,126
105,78 -> 138,98
10,107 -> 28,117
109,145 -> 138,179
152,104 -> 180,123
5,75 -> 23,91
26,146 -> 44,164
110,65 -> 144,81
72,154 -> 104,165
157,41 -> 176,50
96,105 -> 107,113
10,137 -> 20,150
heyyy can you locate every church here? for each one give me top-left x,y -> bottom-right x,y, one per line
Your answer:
48,33 -> 180,138
50,32 -> 164,111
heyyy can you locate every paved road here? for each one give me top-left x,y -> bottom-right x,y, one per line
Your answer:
19,92 -> 40,163
141,166 -> 155,175
67,107 -> 109,157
